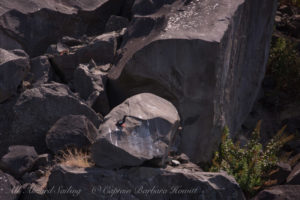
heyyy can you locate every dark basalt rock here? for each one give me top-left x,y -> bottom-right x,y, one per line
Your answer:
49,32 -> 118,82
10,83 -> 101,153
0,49 -> 30,103
0,170 -> 21,200
45,164 -> 245,200
73,63 -> 110,116
92,93 -> 180,169
253,185 -> 300,200
46,115 -> 98,153
108,0 -> 277,163
0,0 -> 127,57
0,146 -> 38,178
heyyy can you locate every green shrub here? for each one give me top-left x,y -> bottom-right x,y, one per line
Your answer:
268,37 -> 300,98
210,121 -> 294,196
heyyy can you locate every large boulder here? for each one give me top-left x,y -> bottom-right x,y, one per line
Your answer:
0,146 -> 38,178
46,115 -> 98,153
45,164 -> 245,200
10,82 -> 101,153
0,0 -> 127,57
92,93 -> 180,169
0,170 -> 21,200
108,0 -> 277,163
253,185 -> 300,200
0,49 -> 29,103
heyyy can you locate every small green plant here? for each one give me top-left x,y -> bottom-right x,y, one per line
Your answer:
210,121 -> 294,196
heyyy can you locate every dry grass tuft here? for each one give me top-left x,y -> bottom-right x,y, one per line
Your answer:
55,148 -> 94,168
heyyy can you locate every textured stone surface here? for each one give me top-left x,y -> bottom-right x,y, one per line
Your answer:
0,49 -> 29,103
46,164 -> 245,200
50,32 -> 118,82
287,162 -> 300,184
0,170 -> 21,200
0,146 -> 38,178
73,64 -> 110,116
253,185 -> 300,200
10,83 -> 101,153
92,93 -> 180,169
0,0 -> 126,57
29,56 -> 52,86
108,0 -> 277,163
46,115 -> 98,153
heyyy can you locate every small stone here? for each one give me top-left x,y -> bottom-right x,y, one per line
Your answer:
171,160 -> 180,166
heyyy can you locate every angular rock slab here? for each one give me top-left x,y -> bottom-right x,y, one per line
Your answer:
0,49 -> 29,103
46,115 -> 98,153
0,170 -> 21,200
10,83 -> 101,153
50,32 -> 118,82
0,145 -> 38,178
92,93 -> 180,169
73,64 -> 110,116
46,164 -> 245,200
108,0 -> 277,163
0,0 -> 126,57
287,162 -> 300,184
253,185 -> 300,200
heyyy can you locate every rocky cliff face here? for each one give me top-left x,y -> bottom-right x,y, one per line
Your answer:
0,0 -> 278,199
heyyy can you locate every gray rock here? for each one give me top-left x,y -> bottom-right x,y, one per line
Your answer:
29,56 -> 51,86
92,93 -> 180,169
105,15 -> 129,32
0,97 -> 17,156
0,170 -> 21,200
46,115 -> 98,153
50,32 -> 118,82
73,64 -> 110,116
108,0 -> 277,163
10,82 -> 101,153
0,146 -> 38,178
287,162 -> 300,184
0,48 -> 30,103
45,164 -> 245,200
0,0 -> 127,57
253,185 -> 300,200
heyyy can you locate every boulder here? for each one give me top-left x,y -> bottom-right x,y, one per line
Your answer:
0,146 -> 38,178
0,97 -> 17,156
0,0 -> 127,57
108,0 -> 277,163
50,32 -> 118,82
46,115 -> 98,153
0,49 -> 30,103
0,170 -> 21,200
10,82 -> 101,153
28,56 -> 51,86
287,162 -> 300,184
92,93 -> 180,169
45,164 -> 245,200
253,185 -> 300,200
105,15 -> 129,32
73,64 -> 110,116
